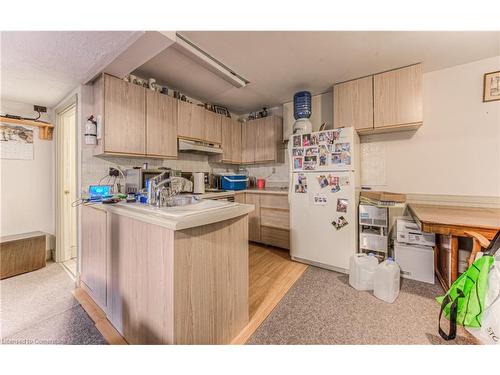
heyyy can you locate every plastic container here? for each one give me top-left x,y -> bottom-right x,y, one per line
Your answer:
373,258 -> 401,303
349,253 -> 379,291
220,174 -> 248,191
257,178 -> 266,190
293,91 -> 312,119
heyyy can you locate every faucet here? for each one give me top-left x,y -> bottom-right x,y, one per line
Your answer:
147,171 -> 171,207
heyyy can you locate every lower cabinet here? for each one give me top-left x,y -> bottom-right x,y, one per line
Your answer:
245,193 -> 261,242
243,193 -> 290,249
80,206 -> 108,309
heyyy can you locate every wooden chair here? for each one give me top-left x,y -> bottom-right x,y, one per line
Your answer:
464,230 -> 499,266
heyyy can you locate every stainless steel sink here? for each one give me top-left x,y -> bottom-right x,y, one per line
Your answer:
164,195 -> 201,207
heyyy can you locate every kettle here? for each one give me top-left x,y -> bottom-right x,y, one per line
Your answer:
193,172 -> 205,194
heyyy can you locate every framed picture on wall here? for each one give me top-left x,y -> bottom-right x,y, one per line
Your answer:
483,70 -> 500,102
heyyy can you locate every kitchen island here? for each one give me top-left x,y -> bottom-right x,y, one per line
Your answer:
80,199 -> 253,344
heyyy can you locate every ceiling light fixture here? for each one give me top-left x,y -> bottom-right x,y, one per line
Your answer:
175,33 -> 249,89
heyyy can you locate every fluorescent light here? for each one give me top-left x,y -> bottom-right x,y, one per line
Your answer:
175,33 -> 249,89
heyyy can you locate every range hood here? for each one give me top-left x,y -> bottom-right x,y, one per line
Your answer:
178,138 -> 223,155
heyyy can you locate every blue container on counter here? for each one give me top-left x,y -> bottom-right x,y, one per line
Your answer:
293,91 -> 312,120
221,175 -> 248,191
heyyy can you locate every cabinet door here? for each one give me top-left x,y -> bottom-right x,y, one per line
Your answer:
333,76 -> 373,130
146,90 -> 178,158
373,64 -> 422,128
81,206 -> 108,309
220,116 -> 232,162
234,192 -> 245,204
241,121 -> 256,164
104,74 -> 146,155
204,110 -> 222,144
245,193 -> 261,242
255,117 -> 276,162
232,120 -> 242,164
178,101 -> 204,140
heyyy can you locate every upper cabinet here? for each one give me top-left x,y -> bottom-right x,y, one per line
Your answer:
241,120 -> 256,164
177,100 -> 204,140
219,117 -> 242,164
93,74 -> 178,158
177,101 -> 222,144
241,115 -> 283,164
333,76 -> 373,131
146,90 -> 178,158
373,64 -> 423,129
95,74 -> 146,155
333,63 -> 423,135
203,110 -> 222,144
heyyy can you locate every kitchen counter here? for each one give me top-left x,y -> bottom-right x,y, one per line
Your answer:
80,198 -> 252,344
240,188 -> 289,195
85,199 -> 253,231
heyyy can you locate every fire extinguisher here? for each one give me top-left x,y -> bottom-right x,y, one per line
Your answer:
85,115 -> 97,145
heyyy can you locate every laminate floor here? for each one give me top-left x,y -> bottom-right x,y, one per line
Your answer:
231,243 -> 308,343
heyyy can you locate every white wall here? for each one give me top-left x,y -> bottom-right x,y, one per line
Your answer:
361,56 -> 500,197
0,99 -> 55,236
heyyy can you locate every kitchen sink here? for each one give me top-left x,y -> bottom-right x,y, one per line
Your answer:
115,196 -> 237,218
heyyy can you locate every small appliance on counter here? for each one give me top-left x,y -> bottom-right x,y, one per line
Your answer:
124,168 -> 169,194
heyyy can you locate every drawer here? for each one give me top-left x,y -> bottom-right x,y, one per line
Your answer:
260,207 -> 289,230
259,194 -> 289,209
261,226 -> 290,249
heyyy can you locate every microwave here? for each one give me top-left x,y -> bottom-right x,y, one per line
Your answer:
124,169 -> 166,194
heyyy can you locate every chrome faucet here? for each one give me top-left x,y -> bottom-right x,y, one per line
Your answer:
147,171 -> 171,207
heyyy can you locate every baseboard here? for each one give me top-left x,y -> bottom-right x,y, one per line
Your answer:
405,193 -> 500,208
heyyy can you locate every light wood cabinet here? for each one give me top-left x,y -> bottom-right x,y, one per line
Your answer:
240,192 -> 290,249
333,76 -> 373,130
245,193 -> 261,242
203,110 -> 222,144
96,74 -> 146,155
241,121 -> 256,164
177,101 -> 204,140
241,115 -> 283,164
234,192 -> 245,203
146,90 -> 178,158
373,64 -> 423,129
332,63 -> 423,135
81,206 -> 108,309
220,117 -> 242,164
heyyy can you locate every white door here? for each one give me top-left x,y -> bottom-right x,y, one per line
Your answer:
290,170 -> 357,272
56,101 -> 77,262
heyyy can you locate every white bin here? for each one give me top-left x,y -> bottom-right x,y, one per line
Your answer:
349,253 -> 379,291
394,241 -> 435,284
374,258 -> 400,303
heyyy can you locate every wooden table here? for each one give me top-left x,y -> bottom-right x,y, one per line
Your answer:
407,204 -> 500,290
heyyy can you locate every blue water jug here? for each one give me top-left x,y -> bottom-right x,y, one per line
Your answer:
293,91 -> 312,120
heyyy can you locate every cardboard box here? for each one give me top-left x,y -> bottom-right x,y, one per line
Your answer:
395,217 -> 436,247
360,191 -> 406,203
394,241 -> 435,284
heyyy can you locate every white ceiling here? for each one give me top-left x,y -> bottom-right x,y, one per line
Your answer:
135,31 -> 500,114
0,31 -> 140,108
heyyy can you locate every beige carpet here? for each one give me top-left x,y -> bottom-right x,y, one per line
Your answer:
1,262 -> 105,344
247,266 -> 477,345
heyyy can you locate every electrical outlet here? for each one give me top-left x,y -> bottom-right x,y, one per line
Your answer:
34,105 -> 47,113
109,167 -> 120,177
272,167 -> 276,174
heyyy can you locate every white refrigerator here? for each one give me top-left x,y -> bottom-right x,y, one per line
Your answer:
288,127 -> 360,273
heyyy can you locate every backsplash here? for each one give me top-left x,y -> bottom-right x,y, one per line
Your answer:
81,147 -> 290,194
